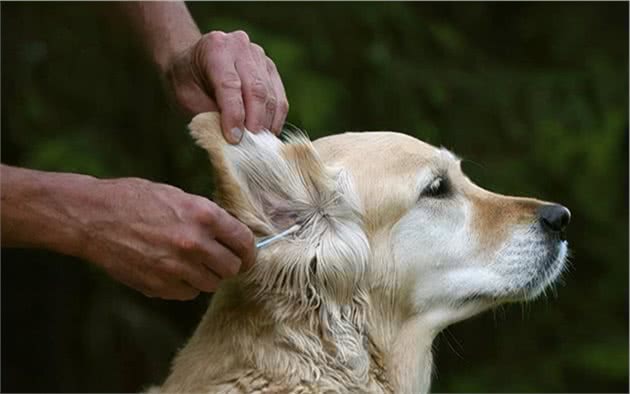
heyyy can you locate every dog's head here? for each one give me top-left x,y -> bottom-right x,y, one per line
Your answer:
190,113 -> 570,328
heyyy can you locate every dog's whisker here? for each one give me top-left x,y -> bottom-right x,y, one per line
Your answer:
442,328 -> 465,360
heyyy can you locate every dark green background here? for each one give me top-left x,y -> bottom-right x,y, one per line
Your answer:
1,2 -> 628,392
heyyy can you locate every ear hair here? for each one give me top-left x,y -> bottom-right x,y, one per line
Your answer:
189,113 -> 269,234
190,112 -> 373,369
189,112 -> 370,303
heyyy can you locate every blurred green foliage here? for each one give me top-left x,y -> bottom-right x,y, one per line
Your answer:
1,2 -> 628,393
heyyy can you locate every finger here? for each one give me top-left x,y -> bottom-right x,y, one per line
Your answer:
112,272 -> 160,299
205,34 -> 246,143
160,281 -> 201,301
250,44 -> 276,131
208,208 -> 256,271
161,258 -> 221,294
196,241 -> 243,279
266,58 -> 289,134
105,261 -> 163,298
235,52 -> 269,133
120,269 -> 199,301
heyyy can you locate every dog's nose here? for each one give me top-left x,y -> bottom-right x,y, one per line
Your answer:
538,204 -> 571,233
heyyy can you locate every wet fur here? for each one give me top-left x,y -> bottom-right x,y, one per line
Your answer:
159,113 -> 389,393
154,113 -> 567,393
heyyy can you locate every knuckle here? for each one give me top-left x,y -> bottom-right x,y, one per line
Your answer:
208,203 -> 227,226
214,208 -> 241,235
245,228 -> 255,246
246,79 -> 268,101
206,30 -> 227,40
225,259 -> 241,277
223,97 -> 246,121
221,219 -> 251,249
266,96 -> 277,112
231,30 -> 250,43
203,32 -> 226,52
159,261 -> 183,278
195,201 -> 219,225
176,235 -> 203,253
209,253 -> 240,279
219,72 -> 242,91
207,30 -> 226,41
181,196 -> 199,212
252,43 -> 265,56
278,99 -> 289,115
236,227 -> 255,255
265,57 -> 277,72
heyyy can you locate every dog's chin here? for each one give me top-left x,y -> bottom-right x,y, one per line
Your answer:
519,240 -> 568,300
462,239 -> 568,305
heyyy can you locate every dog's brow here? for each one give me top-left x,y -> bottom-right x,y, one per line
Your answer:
414,149 -> 460,193
415,167 -> 436,194
437,149 -> 462,175
438,147 -> 460,163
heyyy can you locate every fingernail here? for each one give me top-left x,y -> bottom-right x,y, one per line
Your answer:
230,128 -> 243,143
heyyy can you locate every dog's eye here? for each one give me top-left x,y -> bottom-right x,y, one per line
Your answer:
421,176 -> 450,198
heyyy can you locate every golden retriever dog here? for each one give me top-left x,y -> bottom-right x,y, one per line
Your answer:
156,112 -> 570,393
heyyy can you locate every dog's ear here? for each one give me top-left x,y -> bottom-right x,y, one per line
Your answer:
189,112 -> 346,236
188,112 -> 270,234
190,112 -> 369,305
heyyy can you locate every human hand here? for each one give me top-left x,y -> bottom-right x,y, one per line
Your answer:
80,177 -> 255,300
165,30 -> 289,143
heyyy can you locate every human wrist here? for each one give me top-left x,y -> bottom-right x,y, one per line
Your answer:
154,31 -> 200,76
117,2 -> 201,76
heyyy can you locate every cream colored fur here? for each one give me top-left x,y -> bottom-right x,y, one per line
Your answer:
154,113 -> 568,393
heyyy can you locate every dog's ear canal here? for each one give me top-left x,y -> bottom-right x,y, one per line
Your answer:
188,112 -> 333,235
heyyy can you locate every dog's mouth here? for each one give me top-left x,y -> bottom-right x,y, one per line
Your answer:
519,238 -> 568,299
461,236 -> 568,305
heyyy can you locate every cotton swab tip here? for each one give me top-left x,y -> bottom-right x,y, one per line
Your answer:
255,224 -> 301,249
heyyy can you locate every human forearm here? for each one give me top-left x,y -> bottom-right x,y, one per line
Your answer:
1,165 -> 96,256
118,1 -> 201,73
1,164 -> 254,300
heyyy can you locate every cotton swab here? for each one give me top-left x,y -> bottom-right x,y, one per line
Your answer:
255,224 -> 301,250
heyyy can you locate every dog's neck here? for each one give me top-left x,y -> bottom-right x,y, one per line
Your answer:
387,318 -> 436,393
162,275 -> 438,393
367,288 -> 438,393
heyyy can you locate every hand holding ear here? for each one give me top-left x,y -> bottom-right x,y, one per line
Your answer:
164,30 -> 289,143
80,178 -> 255,300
